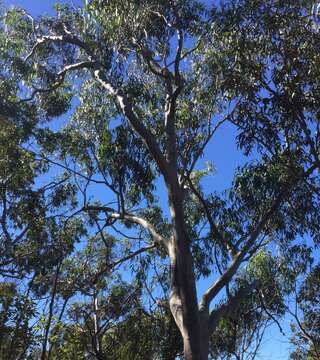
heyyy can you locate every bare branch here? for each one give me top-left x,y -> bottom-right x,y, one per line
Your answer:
24,35 -> 64,62
23,150 -> 107,185
182,100 -> 240,186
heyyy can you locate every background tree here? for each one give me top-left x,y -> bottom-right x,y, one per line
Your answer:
289,264 -> 320,360
209,250 -> 286,360
1,0 -> 320,359
0,282 -> 37,360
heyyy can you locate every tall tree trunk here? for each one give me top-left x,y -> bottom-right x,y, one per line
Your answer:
166,180 -> 209,360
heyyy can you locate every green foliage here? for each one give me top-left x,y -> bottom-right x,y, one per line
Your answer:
1,0 -> 320,358
0,282 -> 37,359
290,265 -> 320,360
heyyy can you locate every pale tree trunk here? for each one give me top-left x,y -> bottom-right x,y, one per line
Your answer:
95,54 -> 212,360
92,291 -> 104,360
166,179 -> 210,360
168,239 -> 210,360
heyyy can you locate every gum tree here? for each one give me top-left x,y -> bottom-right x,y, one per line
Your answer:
1,1 -> 320,359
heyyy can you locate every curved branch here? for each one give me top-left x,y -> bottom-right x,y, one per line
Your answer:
18,61 -> 97,103
24,33 -> 93,62
93,70 -> 170,180
84,205 -> 168,249
110,212 -> 167,248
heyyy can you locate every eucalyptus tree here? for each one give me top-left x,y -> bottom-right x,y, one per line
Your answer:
1,0 -> 320,359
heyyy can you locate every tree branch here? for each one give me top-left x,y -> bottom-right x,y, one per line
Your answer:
181,105 -> 236,186
170,1 -> 183,85
258,292 -> 285,336
41,261 -> 62,360
208,280 -> 261,332
18,60 -> 97,103
84,205 -> 168,249
93,69 -> 170,181
24,33 -> 93,62
200,160 -> 320,310
0,188 -> 12,242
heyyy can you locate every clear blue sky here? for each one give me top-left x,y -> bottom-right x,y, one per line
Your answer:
2,0 -> 294,358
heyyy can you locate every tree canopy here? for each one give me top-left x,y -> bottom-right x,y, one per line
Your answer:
0,1 -> 320,359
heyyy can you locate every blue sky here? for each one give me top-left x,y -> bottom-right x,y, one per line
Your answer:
3,0 -> 82,13
2,0 -> 295,358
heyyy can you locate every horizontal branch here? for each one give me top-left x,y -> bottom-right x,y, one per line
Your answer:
84,205 -> 168,249
57,60 -> 98,77
24,33 -> 93,62
32,155 -> 108,185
